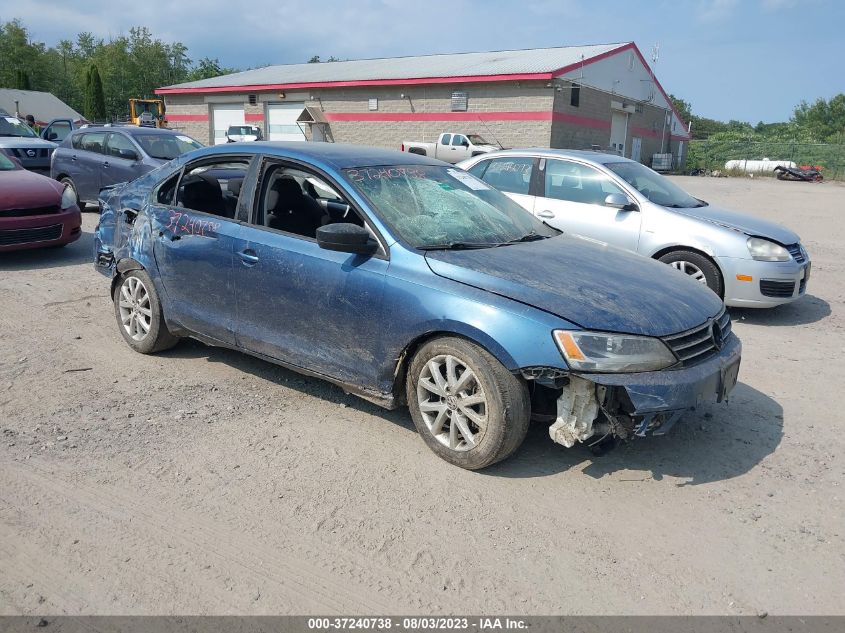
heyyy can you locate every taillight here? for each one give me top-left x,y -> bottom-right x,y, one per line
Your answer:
400,143 -> 405,152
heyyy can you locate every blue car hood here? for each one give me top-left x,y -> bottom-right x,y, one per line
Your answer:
424,235 -> 724,337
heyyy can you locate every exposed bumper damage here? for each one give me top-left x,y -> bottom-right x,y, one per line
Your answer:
527,335 -> 742,448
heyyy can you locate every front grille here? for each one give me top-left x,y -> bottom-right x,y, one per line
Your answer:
0,205 -> 59,218
786,243 -> 805,263
760,279 -> 796,298
9,148 -> 52,159
663,308 -> 732,367
0,224 -> 62,246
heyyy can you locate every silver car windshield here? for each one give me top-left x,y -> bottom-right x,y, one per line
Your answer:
606,161 -> 706,208
0,116 -> 38,138
344,165 -> 557,249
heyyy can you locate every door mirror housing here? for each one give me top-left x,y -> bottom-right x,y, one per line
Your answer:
316,223 -> 377,255
118,148 -> 139,161
604,193 -> 638,211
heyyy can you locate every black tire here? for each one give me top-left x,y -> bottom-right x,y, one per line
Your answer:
658,249 -> 724,297
113,269 -> 179,354
406,337 -> 530,470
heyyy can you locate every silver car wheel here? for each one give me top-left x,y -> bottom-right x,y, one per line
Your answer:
118,276 -> 152,342
670,260 -> 708,284
417,354 -> 488,452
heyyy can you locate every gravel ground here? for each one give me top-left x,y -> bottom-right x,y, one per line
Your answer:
0,176 -> 843,615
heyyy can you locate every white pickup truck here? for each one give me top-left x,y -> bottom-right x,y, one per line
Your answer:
401,132 -> 499,164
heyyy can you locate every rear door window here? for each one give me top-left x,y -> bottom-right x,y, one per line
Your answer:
174,160 -> 250,219
478,157 -> 534,195
440,134 -> 452,145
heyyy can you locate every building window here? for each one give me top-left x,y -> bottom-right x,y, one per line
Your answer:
368,98 -> 378,111
635,103 -> 643,114
451,91 -> 468,112
570,83 -> 580,108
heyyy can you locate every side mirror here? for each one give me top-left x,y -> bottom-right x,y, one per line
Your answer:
604,193 -> 638,211
316,223 -> 377,255
47,132 -> 58,141
462,140 -> 470,147
120,149 -> 139,161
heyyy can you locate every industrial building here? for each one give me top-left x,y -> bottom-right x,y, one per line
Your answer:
156,42 -> 689,167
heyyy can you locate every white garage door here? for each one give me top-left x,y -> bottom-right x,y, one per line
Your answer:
212,104 -> 245,145
268,103 -> 306,142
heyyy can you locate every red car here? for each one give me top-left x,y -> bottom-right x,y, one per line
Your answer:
0,153 -> 81,251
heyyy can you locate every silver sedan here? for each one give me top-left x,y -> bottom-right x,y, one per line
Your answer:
458,149 -> 810,308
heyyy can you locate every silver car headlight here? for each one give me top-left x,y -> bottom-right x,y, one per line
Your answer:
747,237 -> 790,262
553,330 -> 677,373
60,184 -> 77,210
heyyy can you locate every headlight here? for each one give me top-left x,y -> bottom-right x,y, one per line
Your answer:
747,237 -> 790,262
60,185 -> 77,210
553,330 -> 677,372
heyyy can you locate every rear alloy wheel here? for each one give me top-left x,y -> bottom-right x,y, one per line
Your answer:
407,337 -> 530,470
113,269 -> 178,354
659,250 -> 724,297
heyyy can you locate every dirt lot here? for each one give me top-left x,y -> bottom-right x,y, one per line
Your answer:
1,176 -> 843,615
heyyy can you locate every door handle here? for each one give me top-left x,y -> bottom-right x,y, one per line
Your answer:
103,161 -> 109,168
158,230 -> 180,242
70,155 -> 77,161
537,210 -> 555,219
239,249 -> 259,265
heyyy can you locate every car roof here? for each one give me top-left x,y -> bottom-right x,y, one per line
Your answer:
472,147 -> 635,166
72,126 -> 186,137
190,142 -> 444,169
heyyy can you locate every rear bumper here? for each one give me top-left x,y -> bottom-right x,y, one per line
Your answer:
0,207 -> 82,251
718,255 -> 811,307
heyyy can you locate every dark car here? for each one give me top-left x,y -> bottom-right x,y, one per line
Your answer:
0,152 -> 81,251
94,143 -> 741,470
0,111 -> 58,174
51,126 -> 203,207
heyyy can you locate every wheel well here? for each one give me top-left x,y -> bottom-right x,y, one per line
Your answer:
392,331 -> 510,405
651,245 -> 725,297
110,259 -> 145,297
407,147 -> 427,156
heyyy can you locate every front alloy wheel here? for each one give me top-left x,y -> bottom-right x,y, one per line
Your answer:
406,337 -> 530,470
417,354 -> 488,451
669,260 -> 707,285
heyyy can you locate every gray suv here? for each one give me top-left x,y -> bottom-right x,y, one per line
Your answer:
0,110 -> 58,174
51,126 -> 203,206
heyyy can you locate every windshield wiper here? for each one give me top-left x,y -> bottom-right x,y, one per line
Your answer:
419,242 -> 501,251
500,232 -> 549,245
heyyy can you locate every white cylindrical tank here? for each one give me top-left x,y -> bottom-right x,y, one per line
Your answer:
725,158 -> 797,173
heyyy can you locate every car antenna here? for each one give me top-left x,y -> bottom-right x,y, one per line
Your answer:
477,116 -> 504,149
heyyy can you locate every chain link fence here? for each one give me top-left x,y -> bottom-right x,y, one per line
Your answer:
687,139 -> 845,180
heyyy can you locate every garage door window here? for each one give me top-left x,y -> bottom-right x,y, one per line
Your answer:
478,157 -> 534,195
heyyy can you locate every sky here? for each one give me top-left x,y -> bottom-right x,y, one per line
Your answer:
2,0 -> 842,123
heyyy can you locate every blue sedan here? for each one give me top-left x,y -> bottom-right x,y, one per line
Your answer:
94,143 -> 741,469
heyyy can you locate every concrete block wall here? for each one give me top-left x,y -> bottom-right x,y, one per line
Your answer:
304,81 -> 554,150
550,82 -> 683,165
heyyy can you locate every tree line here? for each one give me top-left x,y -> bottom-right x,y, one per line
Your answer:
0,19 -> 237,121
669,92 -> 845,145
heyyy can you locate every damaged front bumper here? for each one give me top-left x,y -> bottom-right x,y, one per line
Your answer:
548,334 -> 742,447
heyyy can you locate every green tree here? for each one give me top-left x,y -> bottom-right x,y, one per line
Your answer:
793,94 -> 845,142
84,64 -> 106,121
14,69 -> 31,89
